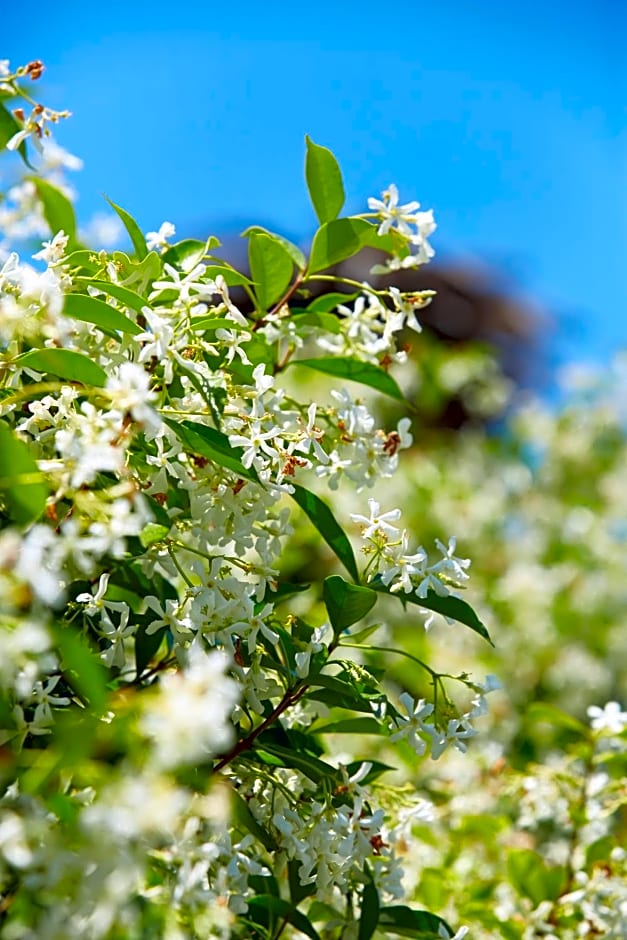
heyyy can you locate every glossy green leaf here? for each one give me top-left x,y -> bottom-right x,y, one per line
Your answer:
0,102 -> 29,163
313,716 -> 384,735
63,293 -> 142,336
247,896 -> 321,940
308,218 -> 373,273
292,357 -> 404,402
248,232 -> 294,309
162,417 -> 259,483
323,575 -> 377,632
291,483 -> 359,582
373,580 -> 493,645
305,136 -> 345,224
358,868 -> 380,940
17,348 -> 107,387
30,177 -> 77,244
161,238 -> 206,270
253,742 -> 339,784
0,421 -> 48,525
105,197 -> 147,259
378,906 -> 453,939
204,264 -> 253,287
242,225 -> 307,270
113,250 -> 161,295
307,291 -> 360,313
63,250 -> 103,275
77,279 -> 148,313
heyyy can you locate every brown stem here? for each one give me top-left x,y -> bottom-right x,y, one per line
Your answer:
212,682 -> 308,774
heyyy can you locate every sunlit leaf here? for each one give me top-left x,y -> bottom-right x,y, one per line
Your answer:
63,293 -> 142,336
323,575 -> 377,631
291,484 -> 359,582
308,218 -> 373,273
292,357 -> 404,402
30,177 -> 77,245
248,231 -> 294,309
17,348 -> 107,387
105,196 -> 147,259
305,136 -> 345,224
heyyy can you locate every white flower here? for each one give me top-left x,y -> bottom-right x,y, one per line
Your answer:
389,692 -> 434,755
145,220 -> 175,251
587,701 -> 627,734
32,230 -> 69,265
368,184 -> 423,238
351,498 -> 402,540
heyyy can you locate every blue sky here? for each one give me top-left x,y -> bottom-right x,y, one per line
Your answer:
5,0 -> 626,372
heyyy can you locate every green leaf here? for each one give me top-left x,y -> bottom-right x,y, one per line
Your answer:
247,896 -> 321,940
77,279 -> 148,313
525,702 -> 588,735
232,791 -> 277,852
291,483 -> 359,582
377,906 -> 453,939
0,102 -> 29,163
292,357 -> 404,402
253,742 -> 339,784
162,417 -> 259,483
113,250 -> 161,295
204,264 -> 253,287
291,310 -> 341,334
248,232 -> 294,309
373,580 -> 493,645
30,177 -> 77,245
313,716 -> 384,735
308,218 -> 373,274
104,197 -> 147,259
323,575 -> 377,632
63,250 -> 103,275
135,624 -> 167,677
17,348 -> 107,387
53,625 -> 108,712
139,523 -> 170,548
160,238 -> 206,270
307,291 -> 360,313
305,136 -> 345,224
358,868 -> 380,940
507,850 -> 567,907
0,421 -> 48,525
190,316 -> 248,333
242,226 -> 306,270
63,293 -> 142,336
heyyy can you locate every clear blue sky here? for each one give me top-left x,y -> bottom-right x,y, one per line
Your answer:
5,0 -> 626,371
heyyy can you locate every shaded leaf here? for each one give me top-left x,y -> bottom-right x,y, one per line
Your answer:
253,742 -> 339,784
232,791 -> 277,852
358,868 -> 380,940
135,624 -> 167,677
378,905 -> 453,939
0,420 -> 48,525
291,483 -> 359,582
293,357 -> 404,402
162,417 -> 259,483
247,896 -> 321,940
313,717 -> 384,735
53,624 -> 108,712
